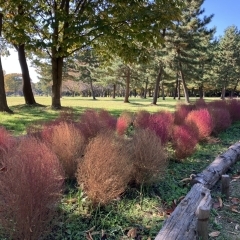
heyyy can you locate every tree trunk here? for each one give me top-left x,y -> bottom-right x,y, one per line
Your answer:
173,73 -> 178,99
51,55 -> 63,109
143,78 -> 148,99
199,85 -> 204,99
161,80 -> 165,100
17,44 -> 36,105
179,64 -> 190,103
221,83 -> 226,100
177,77 -> 181,100
152,66 -> 163,105
124,67 -> 130,103
0,13 -> 13,113
112,84 -> 116,99
90,79 -> 96,100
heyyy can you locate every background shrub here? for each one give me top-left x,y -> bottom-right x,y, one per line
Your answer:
77,131 -> 132,205
0,137 -> 64,240
78,109 -> 116,140
41,122 -> 86,179
171,124 -> 198,160
174,104 -> 193,125
208,107 -> 231,135
129,129 -> 168,186
116,111 -> 134,136
0,127 -> 15,158
133,110 -> 150,129
148,111 -> 174,145
185,108 -> 213,141
227,99 -> 240,122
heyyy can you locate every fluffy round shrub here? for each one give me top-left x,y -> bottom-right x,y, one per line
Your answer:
174,104 -> 194,125
78,109 -> 117,140
77,131 -> 132,205
148,111 -> 174,145
116,111 -> 133,136
208,107 -> 231,135
227,99 -> 240,122
133,110 -> 150,129
171,124 -> 198,160
195,99 -> 207,109
185,108 -> 213,141
129,129 -> 168,186
0,127 -> 15,158
0,137 -> 64,240
41,122 -> 86,179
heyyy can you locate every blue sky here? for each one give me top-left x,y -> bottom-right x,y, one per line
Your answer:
2,0 -> 240,81
202,0 -> 240,37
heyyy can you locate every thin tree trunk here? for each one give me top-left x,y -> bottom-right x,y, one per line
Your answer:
161,80 -> 165,100
173,73 -> 178,99
179,62 -> 190,103
221,83 -> 226,100
17,44 -> 36,105
143,78 -> 148,99
177,78 -> 181,100
90,79 -> 96,100
112,83 -> 116,99
124,66 -> 130,103
0,13 -> 13,113
199,85 -> 204,99
152,65 -> 163,105
51,54 -> 63,109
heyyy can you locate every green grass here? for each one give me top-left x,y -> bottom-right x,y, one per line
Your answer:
1,96 -> 239,239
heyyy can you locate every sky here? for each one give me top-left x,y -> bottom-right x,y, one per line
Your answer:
1,0 -> 240,83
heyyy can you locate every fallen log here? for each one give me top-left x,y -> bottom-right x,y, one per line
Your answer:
155,141 -> 240,239
155,183 -> 211,240
191,142 -> 240,188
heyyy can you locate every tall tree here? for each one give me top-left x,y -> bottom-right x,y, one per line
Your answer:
0,13 -> 12,113
1,2 -> 37,105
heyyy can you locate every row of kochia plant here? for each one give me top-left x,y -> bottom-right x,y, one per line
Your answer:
0,99 -> 240,239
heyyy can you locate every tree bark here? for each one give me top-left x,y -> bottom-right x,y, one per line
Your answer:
199,85 -> 204,99
90,79 -> 96,100
0,13 -> 13,113
221,83 -> 226,100
112,83 -> 116,99
143,78 -> 148,99
179,66 -> 190,103
161,80 -> 165,100
17,44 -> 36,105
152,66 -> 163,105
124,66 -> 130,103
51,55 -> 63,109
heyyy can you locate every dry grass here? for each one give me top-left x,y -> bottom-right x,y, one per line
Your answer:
0,137 -> 64,240
77,131 -> 132,205
129,129 -> 168,186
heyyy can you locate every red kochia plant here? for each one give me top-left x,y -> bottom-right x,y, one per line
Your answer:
195,99 -> 207,109
78,109 -> 117,140
133,110 -> 150,129
0,127 -> 15,158
208,107 -> 231,135
227,99 -> 240,122
174,104 -> 194,125
77,131 -> 132,205
0,137 -> 64,240
171,124 -> 198,160
185,108 -> 213,141
116,111 -> 133,136
148,111 -> 174,145
41,122 -> 86,179
129,129 -> 168,186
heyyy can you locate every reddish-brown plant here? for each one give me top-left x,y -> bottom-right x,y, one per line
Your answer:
185,108 -> 213,141
77,131 -> 132,205
148,111 -> 174,145
208,107 -> 232,135
129,129 -> 168,186
174,104 -> 194,125
194,99 -> 207,109
227,99 -> 240,122
0,127 -> 15,158
116,111 -> 133,136
171,124 -> 198,160
41,121 -> 86,179
133,110 -> 150,129
0,137 -> 64,240
77,109 -> 116,140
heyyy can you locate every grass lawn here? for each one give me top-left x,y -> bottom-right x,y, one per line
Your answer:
0,96 -> 239,239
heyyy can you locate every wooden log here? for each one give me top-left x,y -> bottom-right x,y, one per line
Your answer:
191,142 -> 240,189
221,174 -> 230,199
196,194 -> 212,240
155,183 -> 211,240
